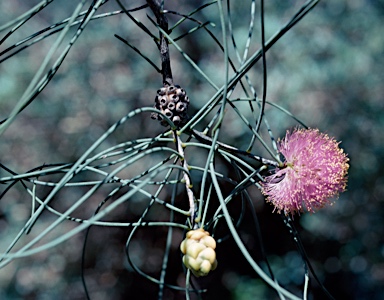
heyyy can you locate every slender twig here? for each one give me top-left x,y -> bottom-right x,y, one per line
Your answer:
114,34 -> 161,73
304,271 -> 309,300
256,0 -> 267,133
282,215 -> 335,300
146,1 -> 198,226
191,129 -> 281,167
146,0 -> 173,86
173,132 -> 196,225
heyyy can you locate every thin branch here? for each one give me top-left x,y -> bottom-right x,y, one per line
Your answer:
146,0 -> 173,86
173,131 -> 196,225
191,129 -> 281,167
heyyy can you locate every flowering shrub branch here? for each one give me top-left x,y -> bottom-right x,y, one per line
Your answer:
0,0 -> 349,299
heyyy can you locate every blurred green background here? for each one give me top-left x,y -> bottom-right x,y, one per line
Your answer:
0,0 -> 383,299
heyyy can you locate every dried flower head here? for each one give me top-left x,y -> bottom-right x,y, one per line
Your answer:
261,128 -> 349,215
151,85 -> 189,127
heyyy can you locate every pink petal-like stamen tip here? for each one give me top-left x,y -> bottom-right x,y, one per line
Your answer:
261,128 -> 349,215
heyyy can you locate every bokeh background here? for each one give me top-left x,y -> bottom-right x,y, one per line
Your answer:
0,0 -> 383,299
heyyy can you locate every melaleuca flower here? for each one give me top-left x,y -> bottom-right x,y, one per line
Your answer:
261,128 -> 349,215
180,228 -> 218,277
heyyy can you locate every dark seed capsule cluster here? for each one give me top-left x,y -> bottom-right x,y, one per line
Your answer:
151,85 -> 189,127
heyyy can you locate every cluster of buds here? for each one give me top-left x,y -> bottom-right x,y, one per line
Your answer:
151,85 -> 189,127
180,228 -> 218,277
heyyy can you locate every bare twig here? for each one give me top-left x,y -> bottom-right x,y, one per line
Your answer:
147,0 -> 173,86
173,131 -> 196,226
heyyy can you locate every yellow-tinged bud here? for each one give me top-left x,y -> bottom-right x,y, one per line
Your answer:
180,228 -> 218,277
199,260 -> 213,274
190,229 -> 205,239
201,235 -> 216,249
186,242 -> 206,259
199,247 -> 216,264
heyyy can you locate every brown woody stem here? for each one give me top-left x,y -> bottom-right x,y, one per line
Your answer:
146,0 -> 173,86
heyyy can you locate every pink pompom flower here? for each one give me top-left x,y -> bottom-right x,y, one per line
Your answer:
261,128 -> 349,215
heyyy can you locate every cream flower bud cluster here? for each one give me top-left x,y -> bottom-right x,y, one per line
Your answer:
180,228 -> 218,277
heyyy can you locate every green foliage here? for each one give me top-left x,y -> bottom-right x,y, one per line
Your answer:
0,0 -> 383,299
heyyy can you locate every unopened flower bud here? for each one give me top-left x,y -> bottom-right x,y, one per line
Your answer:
180,228 -> 218,277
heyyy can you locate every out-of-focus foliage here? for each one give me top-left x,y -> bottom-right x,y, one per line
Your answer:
0,0 -> 383,299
